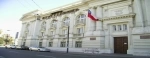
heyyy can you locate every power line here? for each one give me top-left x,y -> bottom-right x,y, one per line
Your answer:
31,0 -> 42,10
24,0 -> 35,9
16,0 -> 31,11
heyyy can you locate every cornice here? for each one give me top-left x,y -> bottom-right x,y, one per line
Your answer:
100,13 -> 135,21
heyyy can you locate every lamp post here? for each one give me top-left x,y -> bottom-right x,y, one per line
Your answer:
66,26 -> 69,53
53,20 -> 70,53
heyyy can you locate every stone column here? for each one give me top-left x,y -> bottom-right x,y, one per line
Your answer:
32,20 -> 40,40
20,23 -> 26,37
133,0 -> 144,27
85,7 -> 96,36
144,0 -> 150,26
69,13 -> 75,37
96,6 -> 103,31
56,17 -> 60,35
89,7 -> 96,31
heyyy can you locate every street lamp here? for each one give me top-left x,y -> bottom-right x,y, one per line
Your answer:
66,25 -> 69,53
53,20 -> 69,53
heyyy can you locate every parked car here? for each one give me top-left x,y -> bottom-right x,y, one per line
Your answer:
10,45 -> 16,49
16,45 -> 29,50
21,45 -> 29,50
5,45 -> 16,49
29,47 -> 50,52
5,45 -> 11,49
15,45 -> 22,49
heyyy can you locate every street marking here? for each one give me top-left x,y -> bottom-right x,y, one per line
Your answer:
0,56 -> 5,58
37,55 -> 56,58
9,51 -> 19,53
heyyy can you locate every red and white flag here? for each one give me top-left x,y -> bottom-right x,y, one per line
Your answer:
88,9 -> 98,21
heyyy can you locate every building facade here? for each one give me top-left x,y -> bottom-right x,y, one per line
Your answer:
18,0 -> 150,56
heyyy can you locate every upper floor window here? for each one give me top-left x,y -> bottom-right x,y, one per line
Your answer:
123,24 -> 127,30
51,20 -> 57,27
77,14 -> 86,23
113,24 -> 127,31
77,28 -> 83,34
63,17 -> 70,26
50,31 -> 54,35
62,30 -> 67,34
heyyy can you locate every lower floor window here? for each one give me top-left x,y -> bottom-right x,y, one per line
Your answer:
49,42 -> 53,47
75,41 -> 82,48
23,42 -> 26,46
60,42 -> 66,47
39,42 -> 42,47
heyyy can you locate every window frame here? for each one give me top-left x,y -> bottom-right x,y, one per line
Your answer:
60,42 -> 66,47
48,42 -> 53,47
77,14 -> 86,23
75,41 -> 82,48
63,17 -> 70,26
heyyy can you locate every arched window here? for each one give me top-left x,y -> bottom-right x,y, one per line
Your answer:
51,20 -> 57,27
63,17 -> 70,26
77,14 -> 86,23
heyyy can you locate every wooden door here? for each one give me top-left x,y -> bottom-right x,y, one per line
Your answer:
114,37 -> 128,54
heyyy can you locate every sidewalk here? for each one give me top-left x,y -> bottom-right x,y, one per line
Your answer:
51,51 -> 150,58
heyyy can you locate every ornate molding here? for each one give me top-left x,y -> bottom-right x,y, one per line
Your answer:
74,23 -> 85,27
75,10 -> 86,16
101,13 -> 135,21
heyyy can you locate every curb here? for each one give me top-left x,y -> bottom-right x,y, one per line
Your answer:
50,51 -> 150,57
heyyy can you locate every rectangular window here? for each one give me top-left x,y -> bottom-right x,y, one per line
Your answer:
118,25 -> 122,31
60,42 -> 66,47
62,30 -> 67,34
49,42 -> 53,47
23,42 -> 26,46
39,42 -> 42,47
77,28 -> 83,34
113,25 -> 116,31
50,31 -> 53,35
41,32 -> 44,36
123,24 -> 127,30
75,41 -> 82,48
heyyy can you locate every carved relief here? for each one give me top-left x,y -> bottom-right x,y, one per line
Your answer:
114,9 -> 123,15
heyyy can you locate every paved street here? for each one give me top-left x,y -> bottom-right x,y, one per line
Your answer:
0,47 -> 150,58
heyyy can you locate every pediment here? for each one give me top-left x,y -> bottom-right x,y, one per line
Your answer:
20,10 -> 41,21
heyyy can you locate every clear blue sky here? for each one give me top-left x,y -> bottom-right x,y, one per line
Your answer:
0,0 -> 78,37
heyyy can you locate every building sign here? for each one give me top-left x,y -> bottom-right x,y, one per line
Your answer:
140,35 -> 150,39
90,38 -> 96,40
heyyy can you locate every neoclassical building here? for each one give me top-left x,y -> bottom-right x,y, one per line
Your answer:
18,0 -> 150,56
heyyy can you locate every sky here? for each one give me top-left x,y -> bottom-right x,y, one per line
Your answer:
0,0 -> 78,38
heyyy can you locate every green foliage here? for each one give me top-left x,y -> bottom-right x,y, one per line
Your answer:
0,36 -> 13,45
0,37 -> 4,44
0,29 -> 2,34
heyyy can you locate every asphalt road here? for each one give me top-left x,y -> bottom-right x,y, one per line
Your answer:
0,47 -> 149,58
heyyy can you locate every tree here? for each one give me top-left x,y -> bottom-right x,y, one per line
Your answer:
4,37 -> 13,45
0,29 -> 2,35
0,37 -> 4,44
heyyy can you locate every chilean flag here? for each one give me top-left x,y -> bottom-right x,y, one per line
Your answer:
88,10 -> 98,21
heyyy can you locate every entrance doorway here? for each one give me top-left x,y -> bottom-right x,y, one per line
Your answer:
114,37 -> 128,54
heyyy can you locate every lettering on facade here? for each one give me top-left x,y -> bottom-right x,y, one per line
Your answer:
90,38 -> 96,40
140,35 -> 150,39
